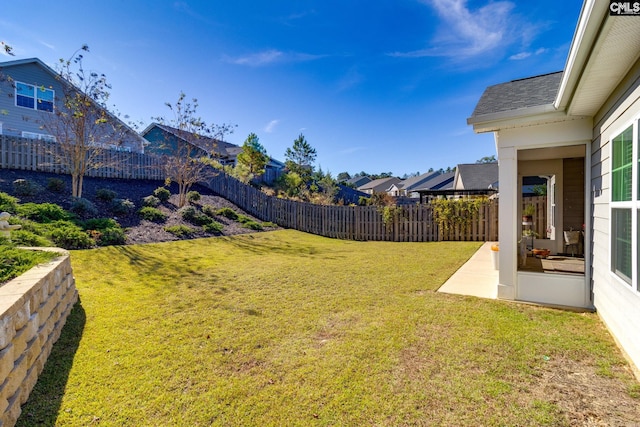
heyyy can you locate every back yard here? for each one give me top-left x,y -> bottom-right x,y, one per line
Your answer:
18,230 -> 640,426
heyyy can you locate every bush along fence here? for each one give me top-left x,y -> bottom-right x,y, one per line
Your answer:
0,136 -> 165,180
206,173 -> 500,242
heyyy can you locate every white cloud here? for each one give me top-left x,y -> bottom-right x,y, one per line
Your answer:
509,52 -> 531,60
225,49 -> 326,67
264,119 -> 280,133
390,0 -> 538,61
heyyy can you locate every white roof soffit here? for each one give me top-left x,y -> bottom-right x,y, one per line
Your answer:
468,105 -> 567,133
555,0 -> 640,116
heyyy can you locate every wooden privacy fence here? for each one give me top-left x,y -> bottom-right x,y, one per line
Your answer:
206,173 -> 500,242
0,135 -> 165,180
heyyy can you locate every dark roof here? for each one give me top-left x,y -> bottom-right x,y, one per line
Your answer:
413,172 -> 455,191
346,176 -> 371,187
399,171 -> 441,191
456,163 -> 498,190
145,123 -> 238,157
358,177 -> 401,192
470,72 -> 563,119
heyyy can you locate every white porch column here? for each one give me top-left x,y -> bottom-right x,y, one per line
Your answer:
498,145 -> 517,299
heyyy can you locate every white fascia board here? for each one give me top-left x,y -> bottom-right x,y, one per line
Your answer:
554,0 -> 609,110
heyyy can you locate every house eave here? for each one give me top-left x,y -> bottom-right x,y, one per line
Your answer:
468,105 -> 566,133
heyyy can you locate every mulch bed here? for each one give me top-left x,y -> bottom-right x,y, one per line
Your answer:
0,169 -> 278,245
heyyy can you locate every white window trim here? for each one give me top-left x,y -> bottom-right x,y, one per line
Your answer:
15,81 -> 54,113
21,131 -> 56,142
609,117 -> 640,294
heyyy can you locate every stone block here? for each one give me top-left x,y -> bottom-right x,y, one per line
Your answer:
0,346 -> 14,389
11,302 -> 30,332
11,327 -> 27,360
3,354 -> 27,402
22,313 -> 38,345
2,390 -> 21,427
0,318 -> 15,352
20,364 -> 38,405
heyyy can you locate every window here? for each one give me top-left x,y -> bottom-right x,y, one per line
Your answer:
15,82 -> 54,112
610,123 -> 639,291
21,131 -> 56,142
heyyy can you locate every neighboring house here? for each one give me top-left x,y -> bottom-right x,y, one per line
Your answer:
345,175 -> 371,188
142,123 -> 284,184
453,163 -> 499,192
467,0 -> 640,373
413,171 -> 456,203
335,184 -> 369,205
0,58 -> 145,152
357,177 -> 401,195
387,171 -> 443,198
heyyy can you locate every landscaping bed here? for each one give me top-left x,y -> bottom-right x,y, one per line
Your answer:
0,169 -> 278,246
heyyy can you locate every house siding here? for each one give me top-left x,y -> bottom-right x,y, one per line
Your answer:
590,57 -> 640,373
0,62 -> 65,138
0,60 -> 144,153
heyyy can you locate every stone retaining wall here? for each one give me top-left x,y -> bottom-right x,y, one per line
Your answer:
0,249 -> 77,427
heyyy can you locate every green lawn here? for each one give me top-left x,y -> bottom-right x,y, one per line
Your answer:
17,230 -> 638,426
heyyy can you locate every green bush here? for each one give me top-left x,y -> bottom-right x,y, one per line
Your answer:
215,207 -> 239,221
16,203 -> 70,223
46,178 -> 65,193
83,218 -> 120,230
186,191 -> 201,203
163,225 -> 194,238
95,227 -> 126,246
12,179 -> 42,196
96,188 -> 118,201
48,225 -> 95,249
10,229 -> 52,247
179,206 -> 214,226
142,195 -> 160,207
202,221 -> 224,234
0,192 -> 19,213
110,198 -> 135,215
138,207 -> 166,222
70,198 -> 98,217
153,187 -> 171,202
262,222 -> 277,228
0,245 -> 58,283
241,220 -> 263,230
201,204 -> 216,217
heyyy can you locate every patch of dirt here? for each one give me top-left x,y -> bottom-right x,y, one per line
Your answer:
0,169 -> 278,245
529,356 -> 640,426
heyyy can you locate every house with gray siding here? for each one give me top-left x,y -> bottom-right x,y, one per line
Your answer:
468,0 -> 640,375
0,58 -> 145,152
142,123 -> 284,184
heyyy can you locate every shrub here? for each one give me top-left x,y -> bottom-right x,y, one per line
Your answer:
163,225 -> 194,238
201,204 -> 216,217
96,188 -> 118,201
83,218 -> 120,230
202,221 -> 224,234
186,191 -> 201,203
12,179 -> 42,196
95,227 -> 126,246
142,195 -> 160,207
262,222 -> 277,228
110,198 -> 135,215
16,203 -> 69,223
178,205 -> 197,221
48,225 -> 95,249
215,207 -> 239,221
70,198 -> 98,217
46,178 -> 65,193
0,192 -> 19,214
10,229 -> 52,247
241,220 -> 263,230
0,245 -> 58,283
153,187 -> 171,202
138,207 -> 166,222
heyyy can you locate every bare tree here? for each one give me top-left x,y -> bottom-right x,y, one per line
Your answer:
154,92 -> 235,207
40,45 -> 135,197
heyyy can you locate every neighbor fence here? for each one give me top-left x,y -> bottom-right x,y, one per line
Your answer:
0,135 -> 165,180
206,173 -> 501,242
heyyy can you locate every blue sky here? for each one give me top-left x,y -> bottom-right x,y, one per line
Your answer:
1,0 -> 583,177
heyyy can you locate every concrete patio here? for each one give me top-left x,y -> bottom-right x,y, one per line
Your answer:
438,242 -> 498,299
